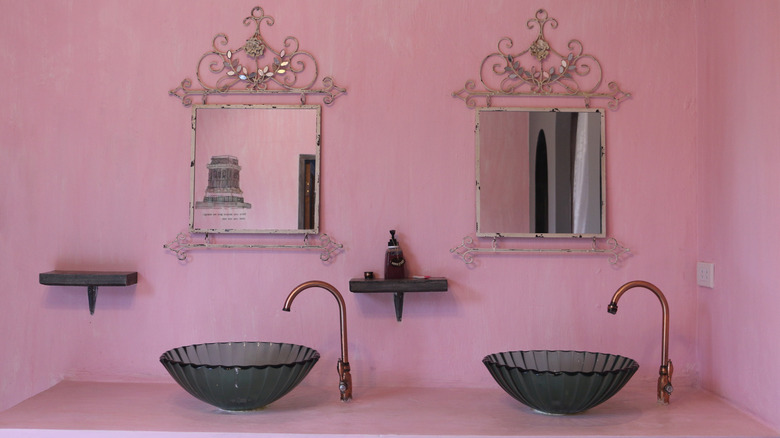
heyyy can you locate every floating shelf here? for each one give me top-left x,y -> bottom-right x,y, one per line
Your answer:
349,277 -> 448,321
39,270 -> 138,315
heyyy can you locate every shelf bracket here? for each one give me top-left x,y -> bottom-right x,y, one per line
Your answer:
393,292 -> 405,322
87,285 -> 98,315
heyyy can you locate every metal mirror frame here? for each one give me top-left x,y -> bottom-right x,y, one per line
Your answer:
189,104 -> 321,235
165,5 -> 345,261
450,8 -> 631,265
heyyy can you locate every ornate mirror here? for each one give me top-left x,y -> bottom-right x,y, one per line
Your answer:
476,107 -> 604,238
450,8 -> 630,264
190,104 -> 320,234
165,6 -> 345,261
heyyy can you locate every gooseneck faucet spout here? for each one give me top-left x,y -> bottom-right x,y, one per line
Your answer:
283,281 -> 352,402
608,280 -> 673,405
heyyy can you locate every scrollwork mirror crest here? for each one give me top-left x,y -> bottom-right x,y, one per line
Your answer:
170,6 -> 346,106
453,9 -> 630,110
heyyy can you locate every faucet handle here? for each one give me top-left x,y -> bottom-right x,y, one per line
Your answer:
337,359 -> 353,401
658,360 -> 674,404
337,358 -> 350,375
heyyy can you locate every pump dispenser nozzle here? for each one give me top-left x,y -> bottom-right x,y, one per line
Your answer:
388,230 -> 398,246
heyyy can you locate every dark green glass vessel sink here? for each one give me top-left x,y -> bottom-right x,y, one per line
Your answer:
483,350 -> 638,415
160,342 -> 319,411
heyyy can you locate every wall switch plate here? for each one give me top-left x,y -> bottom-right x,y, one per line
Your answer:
697,262 -> 715,288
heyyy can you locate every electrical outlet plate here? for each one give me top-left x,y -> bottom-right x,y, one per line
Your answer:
697,262 -> 715,288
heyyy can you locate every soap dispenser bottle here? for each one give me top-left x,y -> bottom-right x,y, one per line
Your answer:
384,230 -> 406,279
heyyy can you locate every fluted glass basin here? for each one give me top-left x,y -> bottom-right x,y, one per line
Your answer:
160,342 -> 319,411
483,350 -> 638,415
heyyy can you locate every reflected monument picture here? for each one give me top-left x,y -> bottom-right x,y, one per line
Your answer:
195,155 -> 252,209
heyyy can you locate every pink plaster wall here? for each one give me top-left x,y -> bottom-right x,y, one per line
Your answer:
0,0 -> 771,431
696,0 -> 780,430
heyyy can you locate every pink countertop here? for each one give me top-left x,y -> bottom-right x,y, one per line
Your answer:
0,379 -> 777,437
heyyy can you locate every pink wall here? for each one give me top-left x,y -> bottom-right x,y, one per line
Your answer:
1,0 -> 773,431
696,0 -> 780,430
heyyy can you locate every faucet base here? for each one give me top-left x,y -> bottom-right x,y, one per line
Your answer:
338,360 -> 353,401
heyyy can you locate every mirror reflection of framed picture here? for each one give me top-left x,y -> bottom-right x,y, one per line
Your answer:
189,104 -> 321,234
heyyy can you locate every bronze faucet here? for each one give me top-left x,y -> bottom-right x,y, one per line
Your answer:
607,280 -> 673,404
283,280 -> 352,401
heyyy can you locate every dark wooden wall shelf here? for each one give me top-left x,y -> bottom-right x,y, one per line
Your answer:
39,270 -> 138,315
349,277 -> 448,321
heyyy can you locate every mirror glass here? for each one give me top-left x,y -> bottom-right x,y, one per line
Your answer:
190,104 -> 320,234
476,107 -> 605,237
